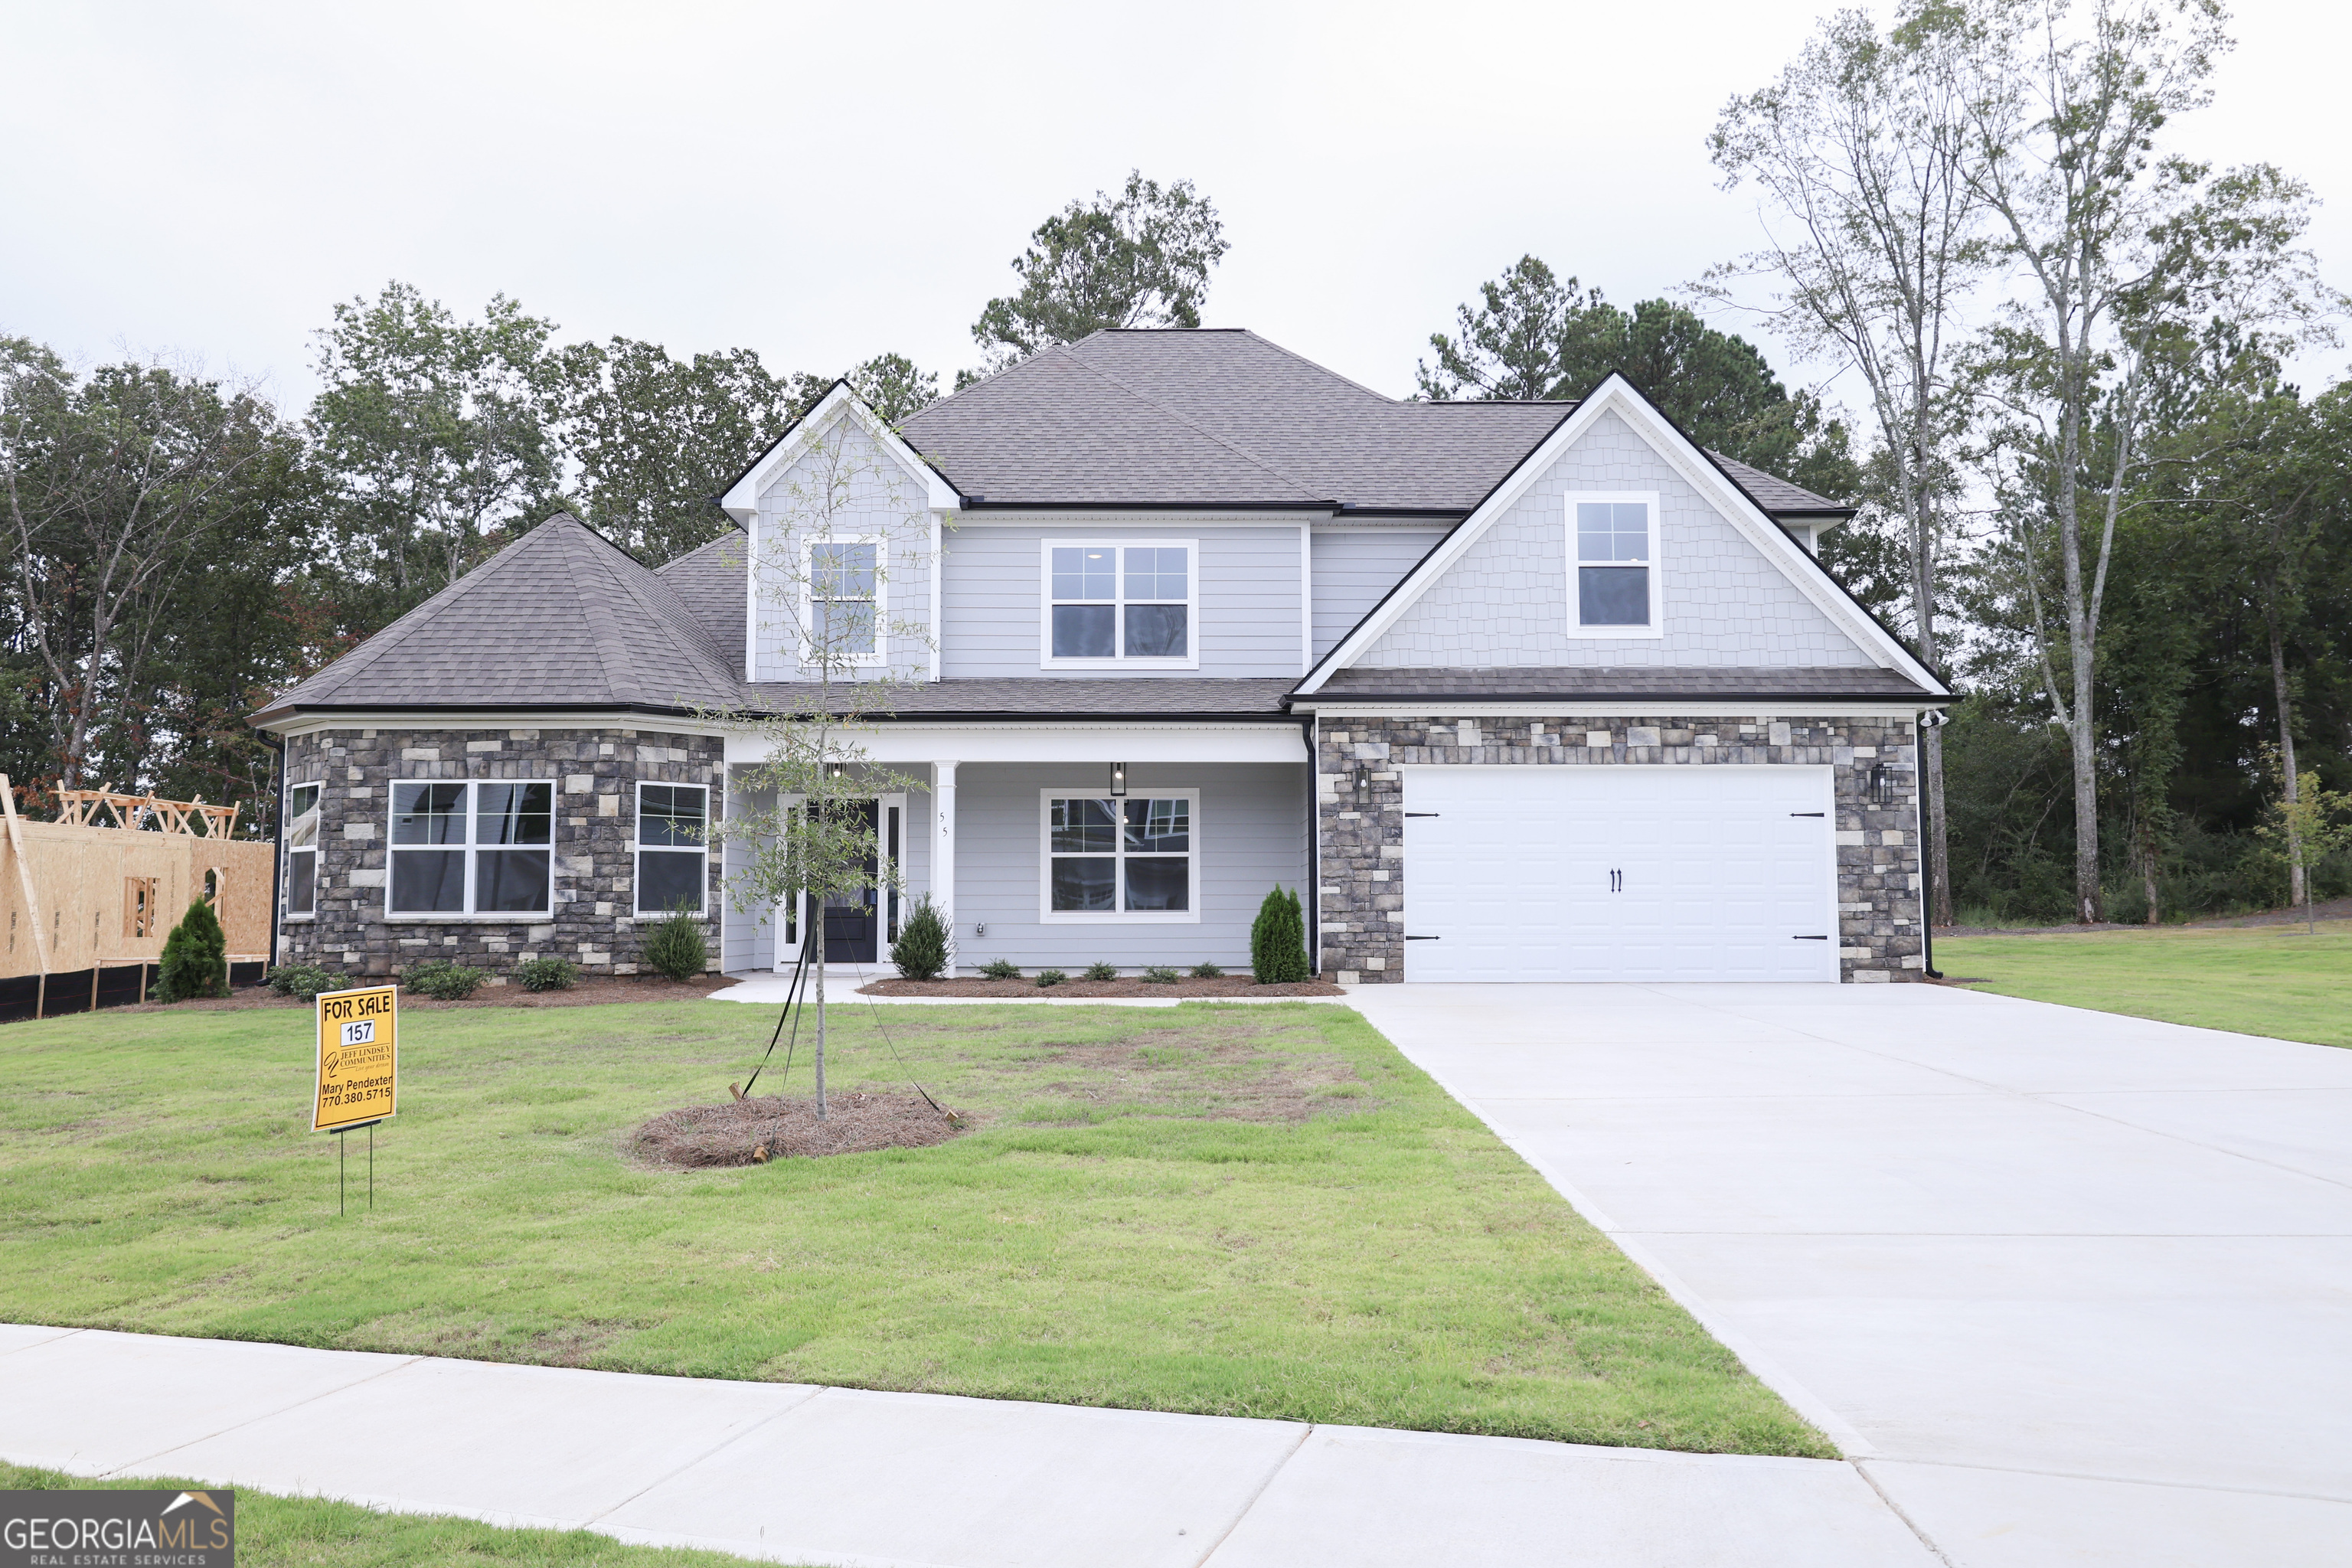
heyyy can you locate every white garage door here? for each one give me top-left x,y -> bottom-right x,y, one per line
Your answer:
1401,766 -> 1838,982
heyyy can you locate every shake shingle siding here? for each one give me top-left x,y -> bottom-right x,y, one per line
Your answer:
1359,410 -> 1877,671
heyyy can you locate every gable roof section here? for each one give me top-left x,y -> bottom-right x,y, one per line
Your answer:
718,381 -> 959,523
251,514 -> 743,724
1293,374 -> 1947,697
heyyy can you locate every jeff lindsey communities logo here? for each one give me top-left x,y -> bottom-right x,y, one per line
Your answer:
2,1488 -> 235,1566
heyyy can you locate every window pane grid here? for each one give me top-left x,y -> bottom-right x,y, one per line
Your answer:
1048,795 -> 1191,913
387,781 -> 553,915
809,540 -> 879,658
1049,544 -> 1189,660
637,784 -> 710,915
1572,500 -> 1654,628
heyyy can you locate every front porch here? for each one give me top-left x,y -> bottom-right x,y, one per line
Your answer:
719,722 -> 1311,978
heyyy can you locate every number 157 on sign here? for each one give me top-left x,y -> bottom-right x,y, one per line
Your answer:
341,1020 -> 376,1046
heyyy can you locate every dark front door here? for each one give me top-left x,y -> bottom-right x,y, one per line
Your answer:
820,799 -> 881,962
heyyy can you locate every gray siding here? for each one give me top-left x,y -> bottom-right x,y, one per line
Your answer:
946,762 -> 1308,972
1359,410 -> 1875,668
1310,528 -> 1447,662
750,420 -> 937,684
941,522 -> 1305,679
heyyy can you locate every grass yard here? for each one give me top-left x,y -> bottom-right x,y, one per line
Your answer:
0,1461 -> 777,1567
1940,918 -> 2352,1048
0,997 -> 1826,1456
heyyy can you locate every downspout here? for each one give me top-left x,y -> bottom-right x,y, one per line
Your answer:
1913,714 -> 1942,979
1302,712 -> 1320,974
261,731 -> 286,972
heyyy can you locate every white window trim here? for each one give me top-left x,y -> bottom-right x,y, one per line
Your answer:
634,780 -> 710,916
1037,786 -> 1202,924
1564,491 -> 1665,639
800,533 -> 888,669
1038,538 -> 1201,670
284,782 -> 321,922
383,779 -> 556,921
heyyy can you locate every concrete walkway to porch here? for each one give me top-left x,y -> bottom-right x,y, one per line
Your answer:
1348,981 -> 2352,1568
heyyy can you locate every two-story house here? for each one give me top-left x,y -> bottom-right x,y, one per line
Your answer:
253,328 -> 1948,984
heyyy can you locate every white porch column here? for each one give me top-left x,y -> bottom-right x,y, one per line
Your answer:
933,760 -> 958,974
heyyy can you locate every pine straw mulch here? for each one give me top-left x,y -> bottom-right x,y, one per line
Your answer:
860,975 -> 1344,998
632,1091 -> 969,1168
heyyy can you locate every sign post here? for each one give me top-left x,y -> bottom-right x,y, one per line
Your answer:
315,984 -> 398,1213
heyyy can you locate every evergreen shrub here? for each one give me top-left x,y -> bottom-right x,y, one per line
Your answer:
1250,885 -> 1311,984
890,898 -> 951,980
155,900 -> 229,1002
642,908 -> 710,981
515,956 -> 577,992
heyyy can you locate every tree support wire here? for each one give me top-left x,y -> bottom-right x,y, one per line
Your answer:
734,923 -> 942,1116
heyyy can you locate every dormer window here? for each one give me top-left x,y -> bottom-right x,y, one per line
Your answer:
1568,495 -> 1662,635
1042,541 -> 1197,666
805,537 -> 881,666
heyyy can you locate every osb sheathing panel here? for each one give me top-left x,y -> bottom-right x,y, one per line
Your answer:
0,820 -> 273,979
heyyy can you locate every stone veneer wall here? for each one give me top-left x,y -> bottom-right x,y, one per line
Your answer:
282,726 -> 724,980
1316,714 -> 1925,983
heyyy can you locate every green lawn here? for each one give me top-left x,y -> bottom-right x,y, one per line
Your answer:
1940,918 -> 2352,1047
0,997 -> 1824,1456
0,1461 -> 778,1567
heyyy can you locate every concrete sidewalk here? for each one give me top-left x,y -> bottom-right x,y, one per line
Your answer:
706,972 -> 1351,1007
0,1325 -> 1933,1568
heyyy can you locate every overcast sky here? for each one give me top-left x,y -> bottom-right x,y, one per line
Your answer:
6,0 -> 2346,420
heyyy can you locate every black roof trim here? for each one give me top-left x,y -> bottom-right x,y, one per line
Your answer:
1284,689 -> 1951,707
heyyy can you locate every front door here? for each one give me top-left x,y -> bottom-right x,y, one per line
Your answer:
821,799 -> 881,962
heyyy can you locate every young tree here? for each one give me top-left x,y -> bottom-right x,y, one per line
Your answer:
705,407 -> 935,1118
309,282 -> 564,608
1710,1 -> 1991,926
969,172 -> 1228,378
1960,0 -> 2331,921
1,339 -> 298,792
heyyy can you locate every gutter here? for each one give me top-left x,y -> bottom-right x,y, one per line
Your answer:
1913,712 -> 1944,980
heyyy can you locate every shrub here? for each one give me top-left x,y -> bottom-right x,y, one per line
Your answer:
155,900 -> 228,1002
1190,961 -> 1223,979
515,956 -> 577,993
979,959 -> 1021,980
1034,968 -> 1067,988
266,963 -> 341,1001
890,898 -> 951,981
641,907 -> 710,982
403,959 -> 487,1000
1250,885 -> 1311,984
1083,961 -> 1119,981
1142,965 -> 1181,985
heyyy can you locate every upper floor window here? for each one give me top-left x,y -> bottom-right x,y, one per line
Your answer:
1043,541 -> 1195,666
805,538 -> 880,665
286,782 -> 321,916
636,783 -> 707,916
388,780 -> 552,915
1569,495 -> 1661,635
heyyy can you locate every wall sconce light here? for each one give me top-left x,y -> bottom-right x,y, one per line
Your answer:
1109,762 -> 1128,796
1868,763 -> 1896,806
825,762 -> 847,781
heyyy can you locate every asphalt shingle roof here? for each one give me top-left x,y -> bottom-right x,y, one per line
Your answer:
252,515 -> 743,722
899,329 -> 1848,517
1303,666 -> 1937,701
653,530 -> 750,675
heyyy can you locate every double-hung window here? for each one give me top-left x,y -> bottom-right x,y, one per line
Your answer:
805,538 -> 880,665
286,782 -> 321,916
1044,541 -> 1195,665
1041,789 -> 1198,921
1568,493 -> 1661,634
387,781 -> 553,914
636,784 -> 708,915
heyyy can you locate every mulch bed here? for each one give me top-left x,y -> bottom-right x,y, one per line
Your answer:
860,975 -> 1345,998
632,1091 -> 968,1167
116,974 -> 740,1014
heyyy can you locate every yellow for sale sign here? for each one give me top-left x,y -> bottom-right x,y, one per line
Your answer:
314,985 -> 398,1132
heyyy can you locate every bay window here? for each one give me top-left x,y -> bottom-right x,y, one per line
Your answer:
636,783 -> 708,915
388,780 -> 552,915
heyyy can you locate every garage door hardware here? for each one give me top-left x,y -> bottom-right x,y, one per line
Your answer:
1789,811 -> 1825,817
1404,934 -> 1441,940
1404,812 -> 1440,817
1793,934 -> 1829,939
1609,869 -> 1624,891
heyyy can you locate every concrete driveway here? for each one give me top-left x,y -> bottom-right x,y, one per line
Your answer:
1348,982 -> 2352,1568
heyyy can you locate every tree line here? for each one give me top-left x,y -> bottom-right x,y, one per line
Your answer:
6,0 -> 2347,926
